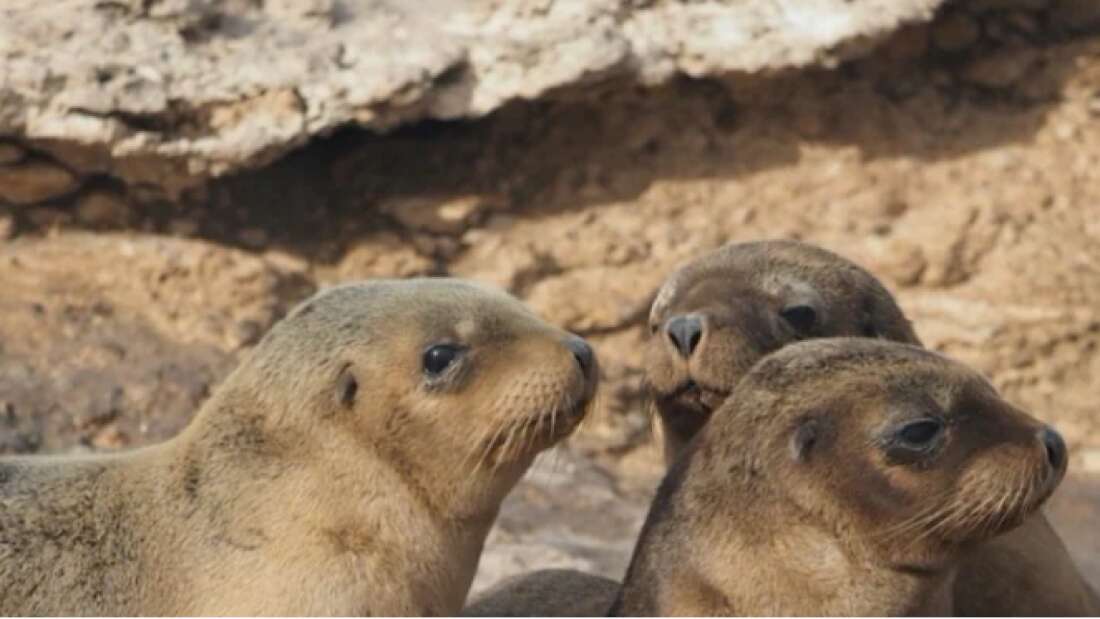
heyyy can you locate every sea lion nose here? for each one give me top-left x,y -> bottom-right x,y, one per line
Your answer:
665,314 -> 704,359
1038,426 -> 1067,471
565,336 -> 595,376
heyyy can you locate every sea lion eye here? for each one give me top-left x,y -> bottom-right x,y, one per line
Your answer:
422,344 -> 463,376
779,304 -> 817,333
896,419 -> 943,446
882,417 -> 945,465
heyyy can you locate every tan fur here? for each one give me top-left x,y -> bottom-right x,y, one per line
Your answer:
0,278 -> 598,616
613,339 -> 1066,616
640,239 -> 1099,616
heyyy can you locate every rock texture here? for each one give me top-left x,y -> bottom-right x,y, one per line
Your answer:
1,0 -> 942,195
0,234 -> 312,452
2,0 -> 1100,600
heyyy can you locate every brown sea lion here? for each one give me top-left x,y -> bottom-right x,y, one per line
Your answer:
645,239 -> 921,459
0,278 -> 598,616
643,239 -> 1098,616
612,339 -> 1068,616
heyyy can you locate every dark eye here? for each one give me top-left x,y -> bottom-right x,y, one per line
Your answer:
423,344 -> 463,376
780,304 -> 817,333
896,419 -> 943,446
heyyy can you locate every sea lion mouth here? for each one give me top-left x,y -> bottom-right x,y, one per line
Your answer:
655,380 -> 729,439
662,379 -> 729,412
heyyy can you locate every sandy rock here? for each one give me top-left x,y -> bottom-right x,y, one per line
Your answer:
334,233 -> 435,281
75,190 -> 134,227
931,12 -> 982,52
237,227 -> 268,248
24,207 -> 72,228
882,24 -> 931,63
525,264 -> 665,333
1051,0 -> 1100,32
961,46 -> 1042,89
381,194 -> 499,236
0,210 -> 13,240
0,143 -> 25,166
853,237 -> 928,288
0,160 -> 79,205
264,0 -> 335,23
967,0 -> 1052,11
471,448 -> 651,595
0,234 -> 313,453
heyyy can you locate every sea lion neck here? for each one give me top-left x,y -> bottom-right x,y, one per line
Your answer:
166,389 -> 491,615
612,438 -> 784,615
614,463 -> 955,616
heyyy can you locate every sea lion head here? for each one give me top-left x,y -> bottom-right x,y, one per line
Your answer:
217,278 -> 598,517
720,338 -> 1065,567
615,339 -> 1063,615
645,239 -> 920,459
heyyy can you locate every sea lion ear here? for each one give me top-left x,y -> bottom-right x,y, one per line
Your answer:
790,418 -> 820,462
862,291 -> 923,345
336,364 -> 359,409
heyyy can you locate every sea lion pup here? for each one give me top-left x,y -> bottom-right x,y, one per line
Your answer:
0,278 -> 598,616
612,338 -> 1068,616
464,240 -> 921,617
466,239 -> 1096,616
645,239 -> 1099,616
646,239 -> 921,460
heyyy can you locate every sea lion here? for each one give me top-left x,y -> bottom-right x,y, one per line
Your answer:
465,239 -> 924,616
612,338 -> 1068,616
465,239 -> 1096,616
0,278 -> 598,616
645,239 -> 921,460
644,239 -> 1098,616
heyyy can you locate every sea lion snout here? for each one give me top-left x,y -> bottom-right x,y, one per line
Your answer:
664,314 -> 704,359
1038,426 -> 1067,479
564,335 -> 596,378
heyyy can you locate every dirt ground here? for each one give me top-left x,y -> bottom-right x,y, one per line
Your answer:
2,1 -> 1100,595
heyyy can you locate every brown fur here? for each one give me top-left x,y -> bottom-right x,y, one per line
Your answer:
645,239 -> 920,458
613,338 -> 1065,616
641,239 -> 1098,616
0,278 -> 598,616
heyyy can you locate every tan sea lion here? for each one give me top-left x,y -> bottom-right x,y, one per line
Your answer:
612,338 -> 1068,615
0,278 -> 598,616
